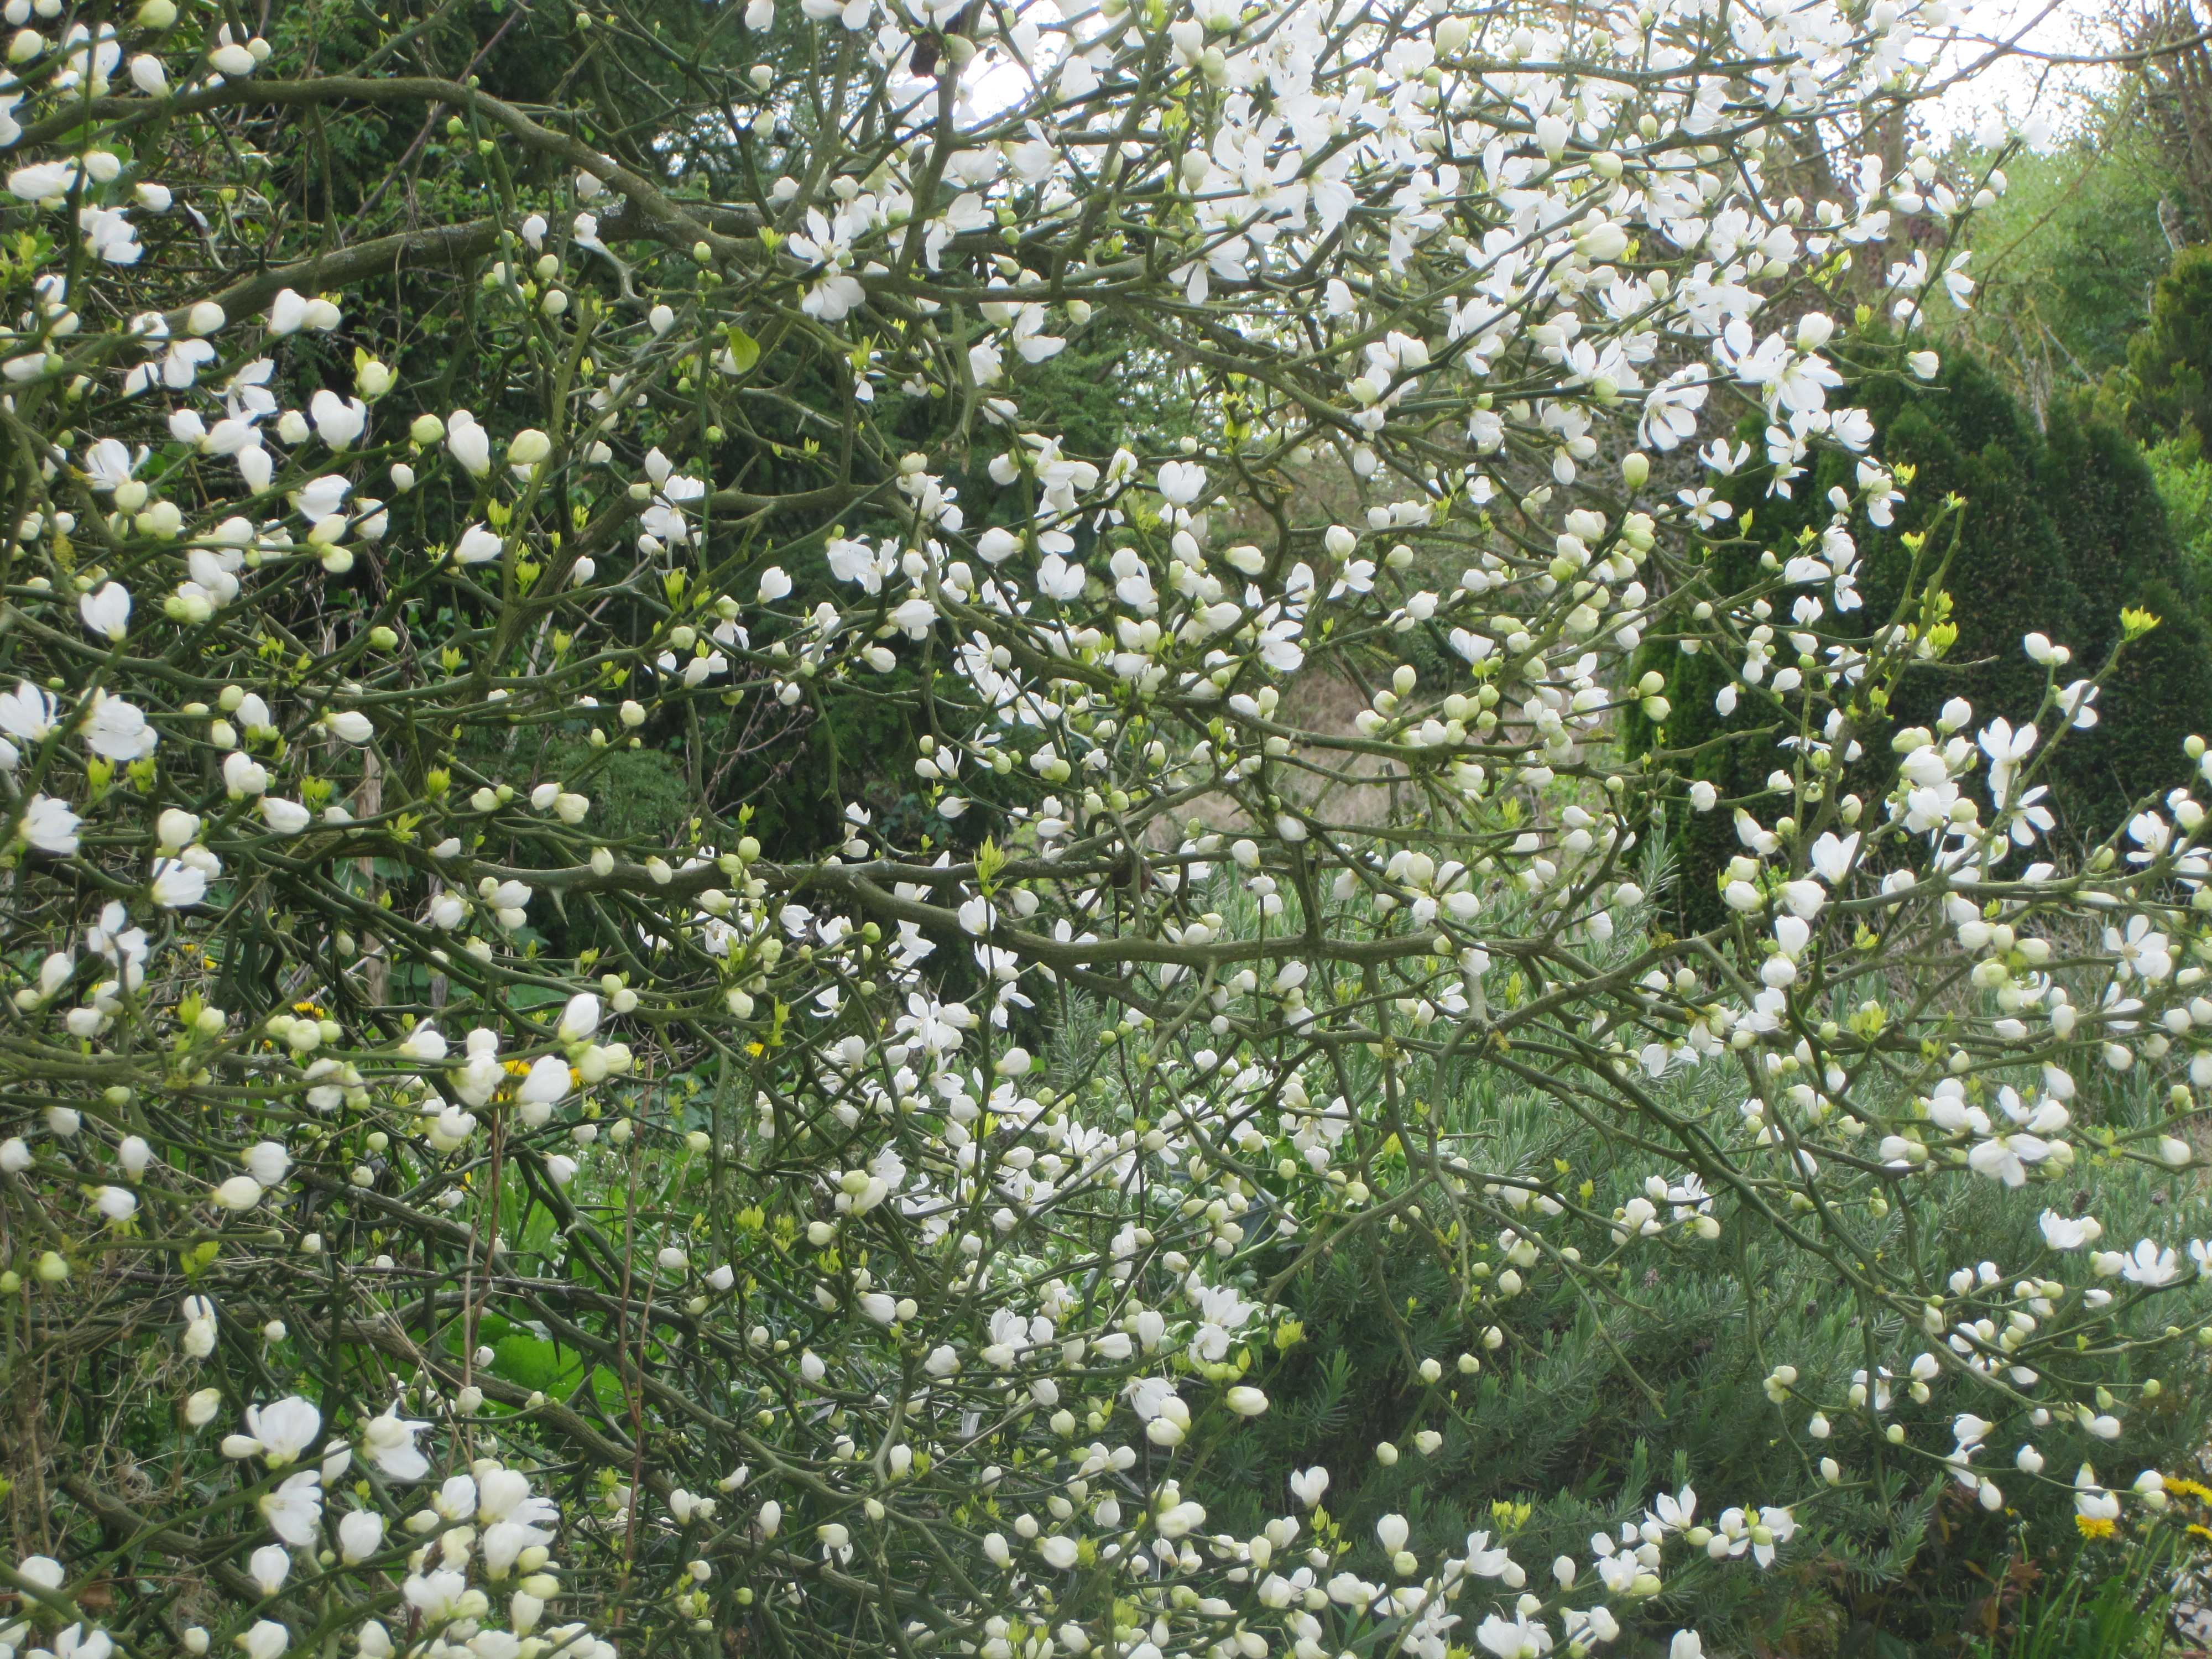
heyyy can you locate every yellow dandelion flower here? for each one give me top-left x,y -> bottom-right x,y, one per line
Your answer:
2076,1515 -> 2117,1540
2168,1478 -> 2212,1502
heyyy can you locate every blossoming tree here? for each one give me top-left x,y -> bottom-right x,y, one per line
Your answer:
0,0 -> 2209,1655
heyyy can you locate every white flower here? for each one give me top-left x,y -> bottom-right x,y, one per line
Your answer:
362,1407 -> 432,1479
9,160 -> 77,199
82,437 -> 145,493
1474,1613 -> 1550,1659
1153,1498 -> 1205,1542
1157,459 -> 1207,506
1809,831 -> 1858,884
224,752 -> 270,797
79,581 -> 131,640
243,1396 -> 322,1464
311,389 -> 368,447
260,798 -> 312,834
2040,1210 -> 2099,1250
18,794 -> 82,855
249,1542 -> 293,1595
1966,1130 -> 2049,1188
2121,1239 -> 2180,1286
150,855 -> 209,908
454,523 -> 503,564
338,1508 -> 387,1563
246,1141 -> 291,1186
0,679 -> 56,760
260,1470 -> 325,1546
519,1054 -> 571,1106
446,409 -> 492,476
1038,1535 -> 1077,1569
80,691 -> 157,761
480,1478 -> 553,1540
557,992 -> 601,1041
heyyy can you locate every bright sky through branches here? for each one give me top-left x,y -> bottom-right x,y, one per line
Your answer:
1929,0 -> 2128,141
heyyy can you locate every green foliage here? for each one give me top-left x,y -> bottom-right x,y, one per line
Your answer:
2109,246 -> 2212,446
1199,1016 -> 2212,1655
1960,1534 -> 2182,1659
1957,122 -> 2179,398
535,737 -> 697,846
2146,431 -> 2212,588
1633,348 -> 2212,932
1034,869 -> 2212,1657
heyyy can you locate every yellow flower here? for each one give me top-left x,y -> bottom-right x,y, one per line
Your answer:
2167,1477 -> 2212,1502
2077,1515 -> 2117,1540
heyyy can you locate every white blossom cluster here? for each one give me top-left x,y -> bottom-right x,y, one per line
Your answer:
0,0 -> 2201,1657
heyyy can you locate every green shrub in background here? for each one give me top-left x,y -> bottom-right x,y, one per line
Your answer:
2107,247 -> 2212,449
1634,348 -> 2212,933
2145,434 -> 2212,589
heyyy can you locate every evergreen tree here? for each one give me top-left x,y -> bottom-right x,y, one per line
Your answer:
2110,243 -> 2212,445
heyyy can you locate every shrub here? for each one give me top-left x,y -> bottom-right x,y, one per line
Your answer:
0,12 -> 2208,1659
2142,434 -> 2212,589
2112,246 -> 2212,446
